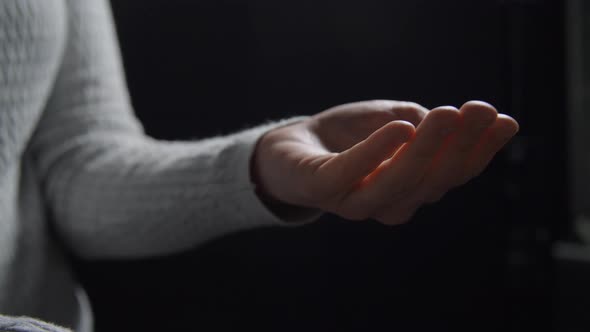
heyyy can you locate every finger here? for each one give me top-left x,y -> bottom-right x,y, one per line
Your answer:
389,101 -> 429,126
414,101 -> 498,198
455,101 -> 499,154
335,100 -> 429,125
316,120 -> 415,198
461,114 -> 519,182
373,199 -> 419,225
312,100 -> 428,152
346,100 -> 427,140
347,106 -> 461,208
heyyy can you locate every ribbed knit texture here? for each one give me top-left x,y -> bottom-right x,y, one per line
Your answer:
0,0 -> 318,329
0,315 -> 71,332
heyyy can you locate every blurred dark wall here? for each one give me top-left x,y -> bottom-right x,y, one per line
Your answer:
72,1 -> 566,331
112,0 -> 507,138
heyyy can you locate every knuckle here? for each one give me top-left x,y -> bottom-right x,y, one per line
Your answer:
373,201 -> 415,226
338,207 -> 369,221
325,195 -> 371,221
340,197 -> 378,221
421,185 -> 447,203
375,211 -> 412,226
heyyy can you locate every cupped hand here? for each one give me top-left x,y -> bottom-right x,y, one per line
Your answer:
251,100 -> 519,225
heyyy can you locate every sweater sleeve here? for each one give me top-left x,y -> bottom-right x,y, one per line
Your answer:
28,0 -> 322,260
0,315 -> 71,332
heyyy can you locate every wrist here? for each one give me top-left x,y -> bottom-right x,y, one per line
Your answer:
253,185 -> 309,221
250,123 -> 322,223
250,133 -> 296,220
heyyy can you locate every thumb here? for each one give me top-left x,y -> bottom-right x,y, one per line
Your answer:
317,120 -> 415,195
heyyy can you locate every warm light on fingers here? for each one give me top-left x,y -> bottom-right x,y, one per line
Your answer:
463,116 -> 519,181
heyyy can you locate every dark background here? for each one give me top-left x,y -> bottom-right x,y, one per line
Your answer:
73,0 -> 568,331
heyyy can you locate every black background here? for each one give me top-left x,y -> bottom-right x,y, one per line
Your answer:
73,0 -> 566,331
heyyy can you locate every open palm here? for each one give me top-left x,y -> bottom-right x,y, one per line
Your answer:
252,100 -> 519,225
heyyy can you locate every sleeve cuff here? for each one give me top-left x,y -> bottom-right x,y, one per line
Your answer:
228,116 -> 324,227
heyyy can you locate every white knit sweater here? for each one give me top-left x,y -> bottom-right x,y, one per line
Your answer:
0,0 -> 316,329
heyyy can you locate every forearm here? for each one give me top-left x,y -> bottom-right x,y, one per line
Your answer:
0,315 -> 71,332
39,117 -> 311,259
27,0 -> 321,259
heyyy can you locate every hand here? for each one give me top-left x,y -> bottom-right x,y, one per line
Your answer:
251,100 -> 519,225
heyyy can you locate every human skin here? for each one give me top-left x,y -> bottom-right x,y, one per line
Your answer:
251,100 -> 519,225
